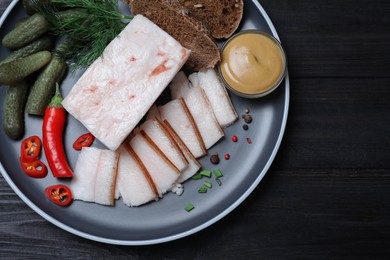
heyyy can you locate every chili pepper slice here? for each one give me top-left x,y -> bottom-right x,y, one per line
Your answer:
45,184 -> 73,207
20,136 -> 42,162
20,158 -> 48,178
42,84 -> 73,178
73,133 -> 95,150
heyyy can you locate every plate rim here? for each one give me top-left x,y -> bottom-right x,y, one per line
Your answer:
0,0 -> 290,245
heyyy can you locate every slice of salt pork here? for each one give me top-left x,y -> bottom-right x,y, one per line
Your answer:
139,119 -> 188,172
161,120 -> 201,183
190,69 -> 238,128
116,145 -> 159,207
158,98 -> 207,158
71,147 -> 119,206
146,104 -> 161,121
62,15 -> 190,151
170,71 -> 224,150
129,134 -> 180,197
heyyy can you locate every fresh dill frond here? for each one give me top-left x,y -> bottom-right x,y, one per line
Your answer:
33,0 -> 133,71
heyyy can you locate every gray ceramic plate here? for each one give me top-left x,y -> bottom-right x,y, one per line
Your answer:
0,0 -> 289,245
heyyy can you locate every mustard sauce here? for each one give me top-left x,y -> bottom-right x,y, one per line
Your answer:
220,31 -> 285,96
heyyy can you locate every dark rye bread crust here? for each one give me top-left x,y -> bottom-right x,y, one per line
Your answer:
178,0 -> 244,39
128,0 -> 221,71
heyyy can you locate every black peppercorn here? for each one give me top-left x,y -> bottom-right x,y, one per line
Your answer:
242,114 -> 252,124
242,124 -> 249,130
210,154 -> 220,164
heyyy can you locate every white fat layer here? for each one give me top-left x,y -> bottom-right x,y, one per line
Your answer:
71,147 -> 100,202
94,149 -> 118,206
159,98 -> 205,158
140,119 -> 188,171
62,15 -> 190,151
130,134 -> 179,197
193,69 -> 238,127
176,146 -> 201,183
162,121 -> 201,183
170,72 -> 224,149
116,146 -> 157,207
146,104 -> 161,121
71,147 -> 118,205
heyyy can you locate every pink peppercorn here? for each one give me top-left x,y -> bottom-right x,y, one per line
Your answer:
224,154 -> 230,160
232,135 -> 238,142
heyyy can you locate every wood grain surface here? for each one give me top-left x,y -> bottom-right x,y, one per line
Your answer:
1,0 -> 390,259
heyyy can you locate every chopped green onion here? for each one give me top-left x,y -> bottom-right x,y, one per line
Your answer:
214,169 -> 223,178
216,178 -> 222,186
198,187 -> 207,193
204,181 -> 212,189
191,172 -> 203,180
200,170 -> 212,178
184,203 -> 195,212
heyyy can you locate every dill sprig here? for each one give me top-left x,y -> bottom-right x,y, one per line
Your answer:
34,0 -> 133,71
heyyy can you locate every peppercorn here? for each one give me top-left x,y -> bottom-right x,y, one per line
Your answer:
232,135 -> 238,142
244,108 -> 250,114
242,124 -> 249,131
210,154 -> 220,164
242,114 -> 252,124
224,154 -> 230,160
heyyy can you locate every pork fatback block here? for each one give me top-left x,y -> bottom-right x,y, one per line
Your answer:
62,15 -> 190,151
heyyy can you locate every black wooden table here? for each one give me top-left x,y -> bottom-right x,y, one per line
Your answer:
1,0 -> 390,258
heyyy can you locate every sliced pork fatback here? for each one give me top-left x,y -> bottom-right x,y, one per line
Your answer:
159,98 -> 207,158
190,69 -> 238,127
139,119 -> 188,171
116,145 -> 159,207
162,120 -> 201,183
130,134 -> 179,197
94,150 -> 119,206
146,104 -> 161,121
62,15 -> 190,151
170,71 -> 224,150
71,147 -> 100,203
71,147 -> 119,206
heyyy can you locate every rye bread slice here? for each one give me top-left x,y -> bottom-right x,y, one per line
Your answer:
178,0 -> 244,39
128,0 -> 220,71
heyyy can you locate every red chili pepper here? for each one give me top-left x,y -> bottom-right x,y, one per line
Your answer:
20,135 -> 42,162
73,133 -> 95,150
20,158 -> 48,178
45,184 -> 73,207
42,84 -> 73,178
